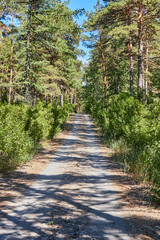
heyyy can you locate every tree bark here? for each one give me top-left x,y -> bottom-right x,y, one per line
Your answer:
50,94 -> 52,104
8,12 -> 14,103
145,29 -> 149,95
99,30 -> 108,106
64,89 -> 68,101
115,75 -> 119,94
137,1 -> 144,96
55,97 -> 58,106
70,94 -> 73,104
32,89 -> 37,106
126,2 -> 134,93
25,0 -> 32,105
60,85 -> 64,107
45,94 -> 48,105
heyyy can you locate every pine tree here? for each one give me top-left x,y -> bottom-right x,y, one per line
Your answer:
84,0 -> 160,101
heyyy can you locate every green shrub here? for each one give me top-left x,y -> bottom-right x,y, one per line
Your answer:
49,102 -> 71,137
142,142 -> 160,197
26,102 -> 53,143
88,93 -> 160,199
0,104 -> 34,171
0,101 -> 73,172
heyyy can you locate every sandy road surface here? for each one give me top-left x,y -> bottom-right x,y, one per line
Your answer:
0,114 -> 133,239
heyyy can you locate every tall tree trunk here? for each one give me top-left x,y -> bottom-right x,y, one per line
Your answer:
50,94 -> 52,104
45,94 -> 48,105
70,94 -> 73,104
129,45 -> 134,92
25,0 -> 32,104
126,2 -> 134,93
55,96 -> 58,106
115,75 -> 119,94
99,30 -> 108,106
32,89 -> 37,106
60,85 -> 64,107
65,89 -> 69,102
8,12 -> 14,103
0,32 -> 1,101
137,1 -> 144,96
145,29 -> 149,96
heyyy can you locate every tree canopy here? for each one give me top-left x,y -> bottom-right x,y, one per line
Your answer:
0,0 -> 83,104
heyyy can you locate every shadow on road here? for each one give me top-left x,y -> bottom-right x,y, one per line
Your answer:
0,114 -> 159,240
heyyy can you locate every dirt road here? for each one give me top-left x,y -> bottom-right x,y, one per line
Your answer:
0,114 -> 134,239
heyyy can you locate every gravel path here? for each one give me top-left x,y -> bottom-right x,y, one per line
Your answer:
0,114 -> 132,240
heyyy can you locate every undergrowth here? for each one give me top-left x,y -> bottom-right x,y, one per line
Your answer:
86,93 -> 160,201
0,101 -> 73,172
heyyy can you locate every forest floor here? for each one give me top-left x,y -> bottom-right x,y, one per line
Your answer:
0,114 -> 160,239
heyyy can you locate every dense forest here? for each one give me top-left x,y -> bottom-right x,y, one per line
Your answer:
83,0 -> 160,200
0,0 -> 82,170
0,0 -> 160,200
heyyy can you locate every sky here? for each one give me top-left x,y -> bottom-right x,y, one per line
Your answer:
68,0 -> 98,21
69,0 -> 98,11
68,0 -> 101,63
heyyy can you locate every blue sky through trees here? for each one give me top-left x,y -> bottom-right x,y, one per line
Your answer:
68,0 -> 102,63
